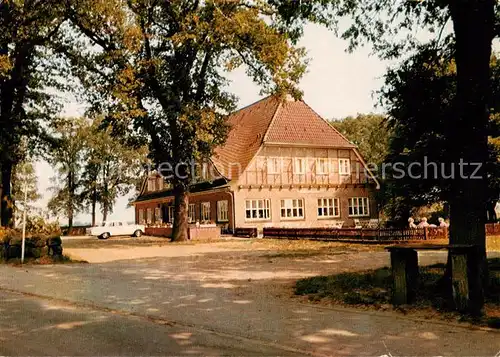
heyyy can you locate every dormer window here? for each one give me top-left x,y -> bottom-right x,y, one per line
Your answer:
147,178 -> 155,191
201,163 -> 209,180
294,158 -> 306,174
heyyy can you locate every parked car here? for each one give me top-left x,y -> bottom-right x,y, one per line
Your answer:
86,221 -> 145,240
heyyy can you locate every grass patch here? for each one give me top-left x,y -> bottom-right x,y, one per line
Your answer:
245,239 -> 385,253
295,258 -> 500,326
63,236 -> 226,249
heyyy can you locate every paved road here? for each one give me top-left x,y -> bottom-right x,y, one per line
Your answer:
0,290 -> 300,356
1,247 -> 499,356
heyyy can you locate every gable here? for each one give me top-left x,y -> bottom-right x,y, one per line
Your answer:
212,95 -> 356,181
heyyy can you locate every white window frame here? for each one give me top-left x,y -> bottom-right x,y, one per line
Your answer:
188,204 -> 196,223
245,199 -> 271,221
316,158 -> 329,175
147,179 -> 155,191
280,198 -> 305,220
348,197 -> 370,217
154,207 -> 162,223
217,200 -> 229,222
201,202 -> 211,222
147,208 -> 153,224
294,158 -> 306,174
267,157 -> 281,174
339,159 -> 351,175
167,206 -> 175,223
317,198 -> 340,218
201,163 -> 209,180
138,209 -> 145,224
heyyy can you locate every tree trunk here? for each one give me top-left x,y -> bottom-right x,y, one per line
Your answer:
448,0 -> 495,314
102,203 -> 108,223
91,187 -> 97,227
67,170 -> 75,231
172,183 -> 189,242
1,159 -> 14,227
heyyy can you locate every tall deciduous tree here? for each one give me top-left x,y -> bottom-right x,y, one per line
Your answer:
81,117 -> 148,226
0,0 -> 67,227
12,160 -> 41,224
62,0 -> 306,241
47,117 -> 89,229
380,51 -> 500,227
279,0 -> 496,314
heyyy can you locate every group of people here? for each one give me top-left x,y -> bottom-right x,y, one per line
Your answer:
408,217 -> 449,229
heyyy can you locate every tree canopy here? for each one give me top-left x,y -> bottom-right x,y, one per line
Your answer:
331,114 -> 390,169
61,0 -> 307,240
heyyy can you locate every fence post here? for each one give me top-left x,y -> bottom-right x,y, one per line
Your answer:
424,227 -> 428,240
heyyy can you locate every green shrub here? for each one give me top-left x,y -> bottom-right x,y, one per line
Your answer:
25,216 -> 61,236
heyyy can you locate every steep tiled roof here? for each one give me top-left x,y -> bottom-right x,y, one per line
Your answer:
212,95 -> 354,180
212,96 -> 281,179
264,100 -> 355,148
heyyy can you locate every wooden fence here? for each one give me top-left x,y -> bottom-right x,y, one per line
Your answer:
263,227 -> 448,243
486,223 -> 500,236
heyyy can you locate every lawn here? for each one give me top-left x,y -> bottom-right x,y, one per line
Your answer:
295,258 -> 500,328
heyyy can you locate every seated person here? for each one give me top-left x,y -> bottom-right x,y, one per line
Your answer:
408,217 -> 417,229
417,217 -> 429,228
438,217 -> 449,228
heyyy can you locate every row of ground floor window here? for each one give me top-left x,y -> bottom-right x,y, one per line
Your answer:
138,196 -> 371,226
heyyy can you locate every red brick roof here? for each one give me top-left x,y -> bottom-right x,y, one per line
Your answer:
212,95 -> 354,180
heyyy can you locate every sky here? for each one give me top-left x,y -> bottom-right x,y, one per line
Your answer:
35,23 -> 393,225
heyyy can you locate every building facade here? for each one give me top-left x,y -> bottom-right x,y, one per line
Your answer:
133,95 -> 379,233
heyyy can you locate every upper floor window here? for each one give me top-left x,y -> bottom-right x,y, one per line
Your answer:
280,199 -> 304,219
267,157 -> 281,174
316,158 -> 329,175
318,198 -> 340,218
188,204 -> 196,223
147,179 -> 155,191
245,199 -> 271,220
339,159 -> 351,175
348,197 -> 370,217
294,158 -> 306,174
157,177 -> 164,191
217,200 -> 229,222
201,202 -> 211,222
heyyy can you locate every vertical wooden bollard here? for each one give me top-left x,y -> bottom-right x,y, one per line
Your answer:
391,249 -> 419,305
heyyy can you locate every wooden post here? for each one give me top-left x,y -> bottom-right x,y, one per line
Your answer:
423,227 -> 428,240
390,249 -> 419,305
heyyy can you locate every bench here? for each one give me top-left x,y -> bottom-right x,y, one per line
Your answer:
385,244 -> 481,313
234,227 -> 257,238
